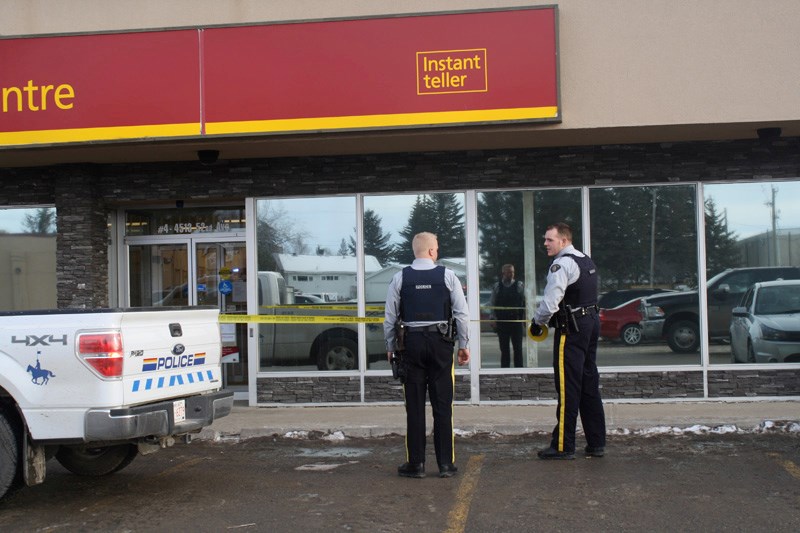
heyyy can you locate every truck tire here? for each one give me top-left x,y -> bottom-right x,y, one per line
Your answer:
620,324 -> 643,346
0,406 -> 22,500
317,337 -> 358,370
56,444 -> 138,476
666,320 -> 700,353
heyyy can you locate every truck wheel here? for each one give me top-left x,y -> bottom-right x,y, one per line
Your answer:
620,324 -> 643,346
56,444 -> 138,476
0,407 -> 22,500
666,320 -> 700,353
317,337 -> 357,370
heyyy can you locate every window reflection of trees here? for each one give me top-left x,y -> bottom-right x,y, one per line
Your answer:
590,186 -> 697,292
393,193 -> 465,263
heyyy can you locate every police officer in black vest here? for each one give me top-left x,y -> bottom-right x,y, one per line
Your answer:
384,232 -> 470,478
490,264 -> 526,367
530,223 -> 606,460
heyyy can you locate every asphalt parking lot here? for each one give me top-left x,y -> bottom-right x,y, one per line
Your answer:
1,432 -> 799,532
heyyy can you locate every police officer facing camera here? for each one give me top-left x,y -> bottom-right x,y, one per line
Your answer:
384,232 -> 470,479
531,222 -> 606,460
490,264 -> 526,368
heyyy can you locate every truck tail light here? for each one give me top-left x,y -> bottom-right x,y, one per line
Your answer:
78,332 -> 123,378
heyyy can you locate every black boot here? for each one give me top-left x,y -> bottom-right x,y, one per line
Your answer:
397,462 -> 425,478
438,463 -> 458,478
537,447 -> 575,460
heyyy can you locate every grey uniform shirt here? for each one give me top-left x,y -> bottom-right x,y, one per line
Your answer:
533,244 -> 584,326
384,258 -> 470,352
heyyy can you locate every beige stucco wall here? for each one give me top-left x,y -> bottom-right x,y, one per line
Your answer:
0,235 -> 57,310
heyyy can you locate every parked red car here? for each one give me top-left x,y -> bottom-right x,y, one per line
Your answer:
599,298 -> 646,346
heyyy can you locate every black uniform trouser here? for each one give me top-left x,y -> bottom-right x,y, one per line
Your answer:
496,321 -> 523,368
403,330 -> 456,466
550,314 -> 606,453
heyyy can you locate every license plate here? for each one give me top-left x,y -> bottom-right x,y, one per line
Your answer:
173,399 -> 186,423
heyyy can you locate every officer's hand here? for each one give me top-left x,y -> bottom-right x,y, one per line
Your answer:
529,321 -> 544,338
457,348 -> 470,365
387,351 -> 393,363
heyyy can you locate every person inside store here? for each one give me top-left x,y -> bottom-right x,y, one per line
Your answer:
529,222 -> 606,460
384,231 -> 470,478
489,263 -> 526,368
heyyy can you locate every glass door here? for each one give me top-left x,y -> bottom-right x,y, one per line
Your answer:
127,238 -> 248,394
194,241 -> 248,389
128,243 -> 189,307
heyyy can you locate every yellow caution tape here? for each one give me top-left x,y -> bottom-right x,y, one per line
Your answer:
220,314 -> 383,324
220,315 -> 531,325
259,304 -> 385,311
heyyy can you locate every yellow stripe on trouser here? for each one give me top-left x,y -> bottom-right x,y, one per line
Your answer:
450,360 -> 456,464
557,333 -> 567,452
403,383 -> 409,462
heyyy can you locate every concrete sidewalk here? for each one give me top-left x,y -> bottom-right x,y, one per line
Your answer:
197,400 -> 800,441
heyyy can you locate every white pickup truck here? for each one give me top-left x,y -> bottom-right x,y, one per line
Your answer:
257,271 -> 385,370
0,306 -> 233,500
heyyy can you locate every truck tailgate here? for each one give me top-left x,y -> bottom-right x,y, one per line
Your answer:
121,307 -> 223,405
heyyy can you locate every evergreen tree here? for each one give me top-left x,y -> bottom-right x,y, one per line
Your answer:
393,196 -> 438,263
705,197 -> 741,276
478,191 -> 524,287
22,207 -> 56,234
338,238 -> 349,257
589,185 -> 699,290
348,209 -> 393,265
428,193 -> 465,258
392,194 -> 465,263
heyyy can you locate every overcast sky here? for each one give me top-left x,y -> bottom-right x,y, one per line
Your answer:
704,181 -> 800,239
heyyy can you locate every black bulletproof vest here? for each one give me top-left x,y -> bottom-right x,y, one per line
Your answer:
561,253 -> 599,308
494,281 -> 524,320
400,266 -> 450,322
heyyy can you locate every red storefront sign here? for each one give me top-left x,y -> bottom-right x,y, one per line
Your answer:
0,30 -> 201,146
202,7 -> 559,135
0,7 -> 558,148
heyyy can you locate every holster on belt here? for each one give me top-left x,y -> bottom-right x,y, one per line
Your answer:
549,306 -> 579,333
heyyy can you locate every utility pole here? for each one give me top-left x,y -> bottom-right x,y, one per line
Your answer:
649,189 -> 657,288
767,186 -> 780,265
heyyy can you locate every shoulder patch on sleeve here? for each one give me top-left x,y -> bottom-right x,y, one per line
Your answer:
550,264 -> 562,273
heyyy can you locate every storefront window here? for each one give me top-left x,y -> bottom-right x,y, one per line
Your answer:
705,180 -> 800,364
363,193 -> 467,370
0,207 -> 57,311
591,185 -> 700,365
125,207 -> 245,236
255,196 -> 362,371
477,189 -> 582,369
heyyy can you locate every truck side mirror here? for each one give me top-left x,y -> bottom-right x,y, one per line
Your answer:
731,306 -> 748,317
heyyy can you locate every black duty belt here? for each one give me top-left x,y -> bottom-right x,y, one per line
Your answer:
406,324 -> 445,333
570,305 -> 598,317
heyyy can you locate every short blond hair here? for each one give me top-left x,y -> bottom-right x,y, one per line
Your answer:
412,232 -> 438,258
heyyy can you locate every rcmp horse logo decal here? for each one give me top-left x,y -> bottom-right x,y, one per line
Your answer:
27,358 -> 55,385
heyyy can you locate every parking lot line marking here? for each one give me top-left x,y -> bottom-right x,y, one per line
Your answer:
444,454 -> 484,533
780,459 -> 800,481
156,456 -> 207,477
768,453 -> 800,481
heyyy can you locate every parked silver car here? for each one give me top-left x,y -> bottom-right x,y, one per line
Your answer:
730,280 -> 800,363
